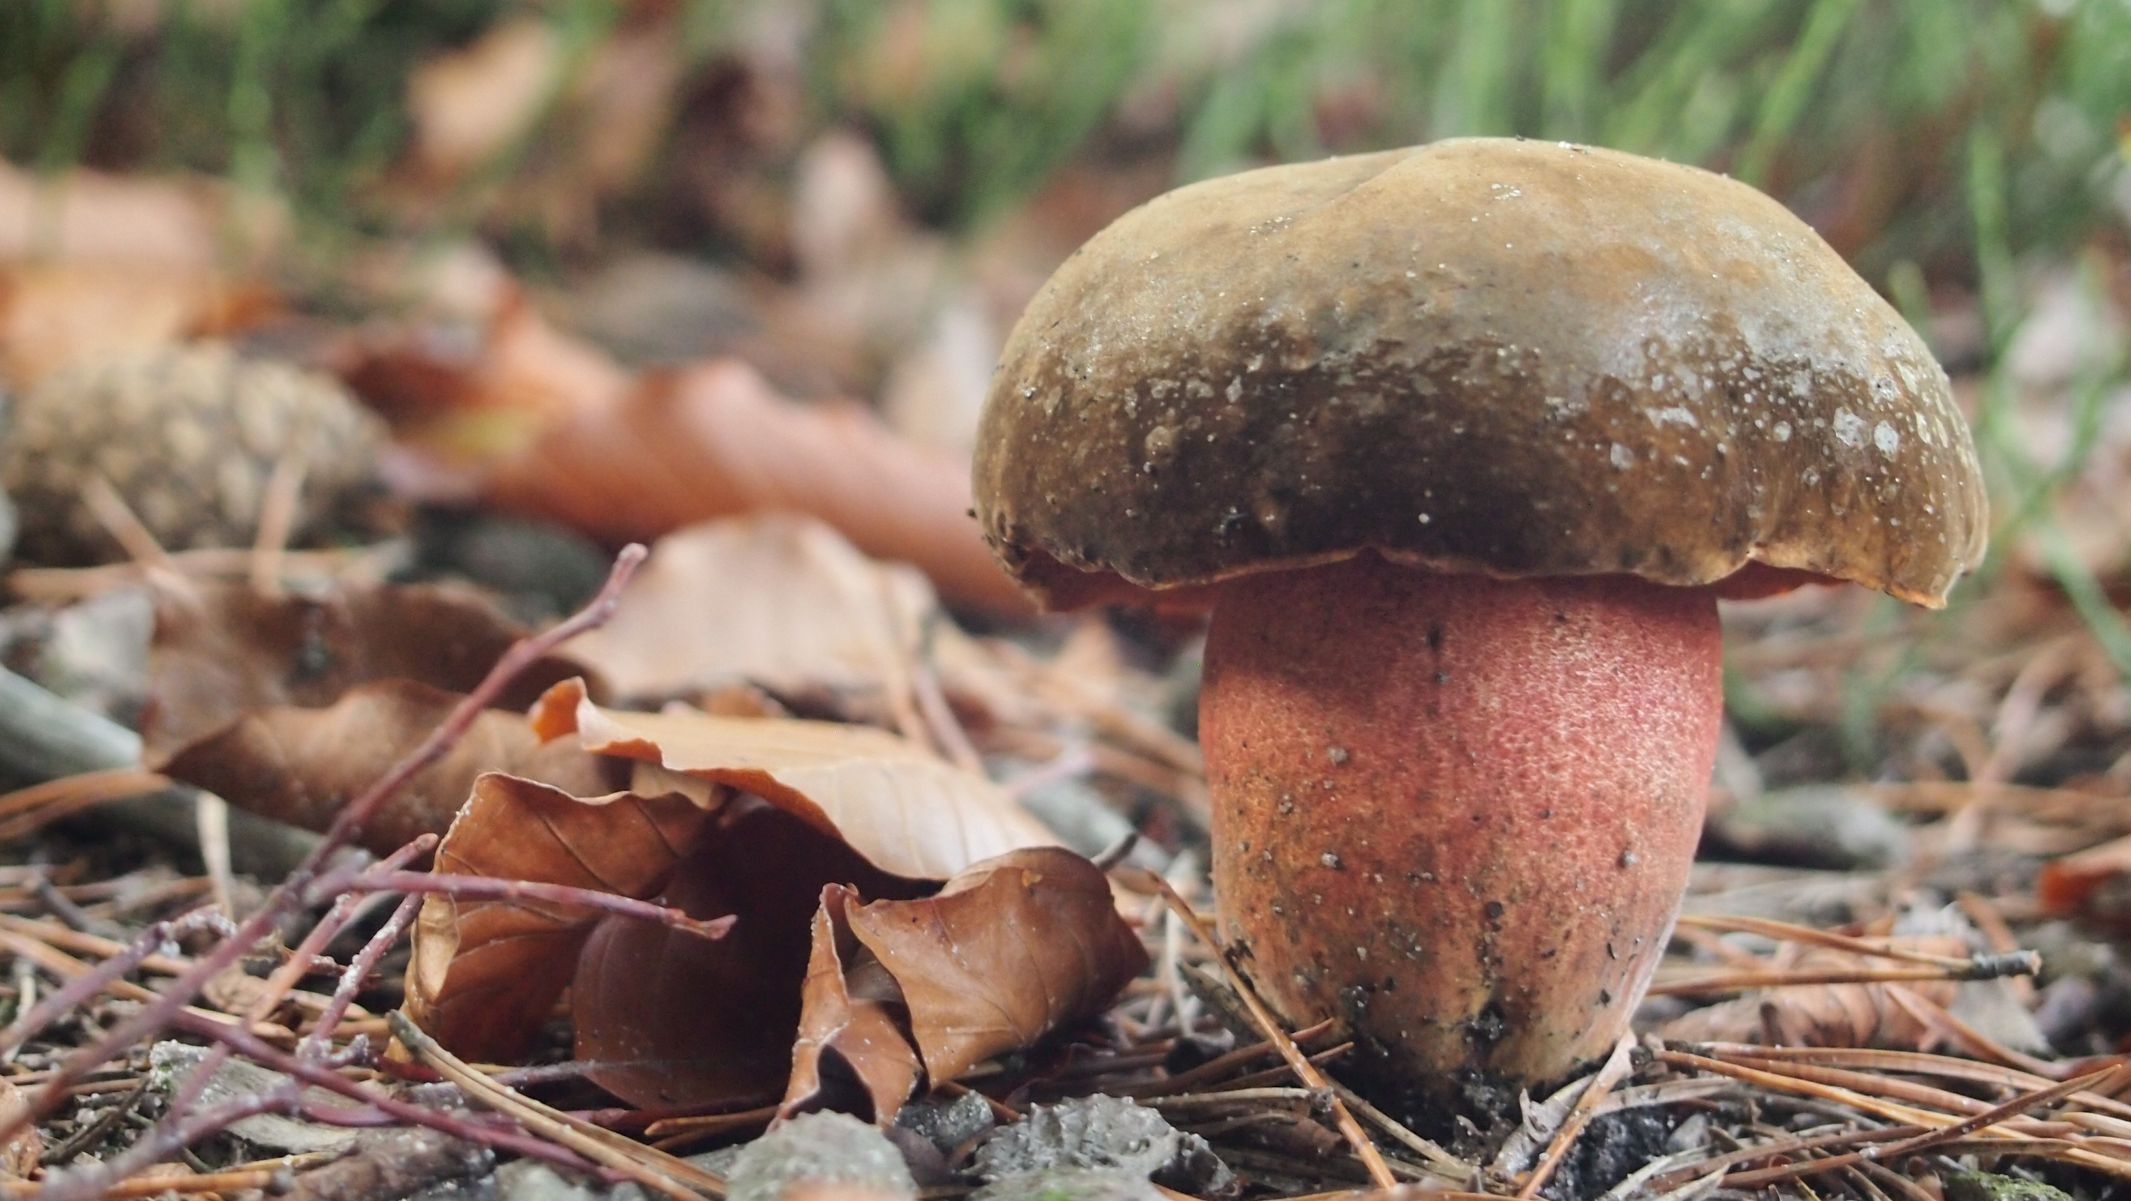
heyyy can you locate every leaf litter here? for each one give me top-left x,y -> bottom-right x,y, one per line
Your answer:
1,12 -> 2128,1200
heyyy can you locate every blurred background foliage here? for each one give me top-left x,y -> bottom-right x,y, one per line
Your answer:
5,0 -> 2126,270
3,0 -> 2128,697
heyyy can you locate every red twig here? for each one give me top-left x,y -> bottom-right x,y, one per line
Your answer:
257,835 -> 439,1030
348,871 -> 736,941
302,892 -> 423,1056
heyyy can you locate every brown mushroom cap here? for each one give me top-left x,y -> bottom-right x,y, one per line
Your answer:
974,137 -> 1987,610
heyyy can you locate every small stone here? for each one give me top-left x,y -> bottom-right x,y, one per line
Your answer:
973,1096 -> 1234,1200
1943,1171 -> 2074,1201
728,1113 -> 916,1201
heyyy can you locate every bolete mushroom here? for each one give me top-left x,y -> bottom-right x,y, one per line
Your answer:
972,138 -> 1987,1113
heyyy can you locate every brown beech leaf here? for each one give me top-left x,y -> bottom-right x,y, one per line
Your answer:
567,513 -> 939,704
0,161 -> 283,386
782,848 -> 1148,1121
785,884 -> 925,1122
142,578 -> 597,853
143,577 -> 590,761
339,290 -> 632,452
570,801 -> 924,1109
853,847 -> 1147,1087
482,359 -> 1029,617
0,1078 -> 39,1179
159,678 -> 614,854
534,678 -> 1057,880
402,772 -> 714,1063
409,682 -> 1067,1109
2039,833 -> 2131,929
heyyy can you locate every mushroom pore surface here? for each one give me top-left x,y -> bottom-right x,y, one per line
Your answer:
1202,556 -> 1722,1101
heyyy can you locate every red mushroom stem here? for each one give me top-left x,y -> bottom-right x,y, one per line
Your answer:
1201,554 -> 1723,1103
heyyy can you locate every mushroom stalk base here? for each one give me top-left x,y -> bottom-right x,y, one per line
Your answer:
1201,556 -> 1722,1117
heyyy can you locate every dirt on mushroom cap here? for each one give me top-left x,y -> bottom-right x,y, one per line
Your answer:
974,137 -> 1988,611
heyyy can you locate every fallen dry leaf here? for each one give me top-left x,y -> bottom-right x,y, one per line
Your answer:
142,578 -> 589,761
483,359 -> 1028,617
397,11 -> 681,244
0,161 -> 280,384
404,17 -> 562,188
846,847 -> 1145,1086
407,681 -> 1089,1109
405,772 -> 713,1062
783,848 -> 1148,1121
0,1078 -> 38,1178
338,289 -> 632,463
567,514 -> 940,707
142,579 -> 599,853
0,263 -> 274,388
569,799 -> 925,1108
787,885 -> 927,1121
2039,833 -> 2131,929
339,276 -> 1024,616
158,679 -> 615,855
535,678 -> 1056,880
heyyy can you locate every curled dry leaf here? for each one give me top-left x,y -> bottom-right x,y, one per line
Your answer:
567,513 -> 940,705
407,680 -> 1087,1109
783,848 -> 1149,1121
848,848 -> 1145,1085
570,800 -> 924,1108
788,886 -> 924,1122
404,772 -> 713,1062
535,678 -> 1057,880
143,578 -> 600,853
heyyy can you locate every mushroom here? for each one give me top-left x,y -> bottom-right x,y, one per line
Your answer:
972,138 -> 1987,1114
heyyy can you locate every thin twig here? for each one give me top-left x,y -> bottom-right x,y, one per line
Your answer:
1649,961 -> 2036,996
1,912 -> 210,1051
1723,1063 -> 2131,1187
81,473 -> 177,576
1124,867 -> 1397,1191
347,870 -> 735,940
2,546 -> 646,1149
251,836 -> 439,1038
1673,913 -> 2040,976
249,456 -> 306,594
5,1165 -> 290,1198
305,892 -> 424,1054
1517,1035 -> 1636,1200
390,1012 -> 722,1200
